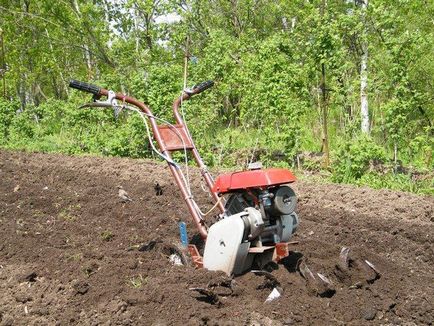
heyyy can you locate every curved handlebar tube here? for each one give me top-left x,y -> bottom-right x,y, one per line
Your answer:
172,82 -> 226,216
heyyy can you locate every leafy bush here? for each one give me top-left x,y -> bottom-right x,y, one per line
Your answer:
0,99 -> 19,144
0,98 -> 151,158
356,171 -> 433,195
331,135 -> 387,183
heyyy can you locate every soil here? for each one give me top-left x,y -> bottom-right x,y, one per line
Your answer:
0,149 -> 433,326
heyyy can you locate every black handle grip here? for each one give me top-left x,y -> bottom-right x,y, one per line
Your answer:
69,79 -> 101,95
192,80 -> 214,94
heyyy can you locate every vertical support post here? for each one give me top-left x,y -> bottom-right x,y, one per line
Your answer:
179,222 -> 188,247
172,95 -> 226,215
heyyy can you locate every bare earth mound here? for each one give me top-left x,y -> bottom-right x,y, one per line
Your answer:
0,150 -> 433,325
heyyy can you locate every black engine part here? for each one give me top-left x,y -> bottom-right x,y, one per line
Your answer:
269,186 -> 297,216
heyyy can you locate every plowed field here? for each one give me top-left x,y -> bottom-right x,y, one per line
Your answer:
0,150 -> 433,325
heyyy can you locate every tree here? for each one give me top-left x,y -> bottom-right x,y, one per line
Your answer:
360,0 -> 369,134
0,27 -> 6,98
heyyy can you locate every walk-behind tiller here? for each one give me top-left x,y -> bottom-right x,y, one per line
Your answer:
69,79 -> 299,276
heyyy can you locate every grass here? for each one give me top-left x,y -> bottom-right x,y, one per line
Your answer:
100,230 -> 114,241
128,274 -> 146,288
66,253 -> 83,261
58,204 -> 81,221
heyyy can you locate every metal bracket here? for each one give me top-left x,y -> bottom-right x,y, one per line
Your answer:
107,90 -> 121,118
183,87 -> 194,96
78,90 -> 122,119
272,241 -> 299,262
188,244 -> 203,268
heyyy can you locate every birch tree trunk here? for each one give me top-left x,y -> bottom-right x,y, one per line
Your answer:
134,8 -> 140,53
360,0 -> 370,134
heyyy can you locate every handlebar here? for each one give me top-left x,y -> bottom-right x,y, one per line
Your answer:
192,80 -> 214,95
69,79 -> 214,98
68,77 -> 219,238
68,77 -> 214,123
69,79 -> 101,95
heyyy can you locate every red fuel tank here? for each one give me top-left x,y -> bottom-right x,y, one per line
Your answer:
212,168 -> 296,194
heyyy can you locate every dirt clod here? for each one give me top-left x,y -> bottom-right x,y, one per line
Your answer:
138,240 -> 159,252
17,271 -> 37,283
189,287 -> 222,306
72,281 -> 90,295
1,315 -> 14,326
14,293 -> 32,303
361,307 -> 377,321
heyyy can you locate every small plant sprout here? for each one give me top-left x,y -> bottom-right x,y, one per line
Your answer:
128,274 -> 146,288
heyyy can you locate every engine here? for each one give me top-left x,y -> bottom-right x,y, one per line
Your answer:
203,167 -> 299,275
225,186 -> 299,245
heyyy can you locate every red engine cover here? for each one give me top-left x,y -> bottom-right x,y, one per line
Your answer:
212,168 -> 296,194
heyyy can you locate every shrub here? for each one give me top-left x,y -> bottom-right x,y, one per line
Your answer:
332,135 -> 387,183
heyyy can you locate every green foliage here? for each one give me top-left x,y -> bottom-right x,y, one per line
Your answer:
331,135 -> 432,194
331,136 -> 386,183
356,172 -> 433,195
0,0 -> 433,195
128,274 -> 146,289
0,98 -> 150,158
0,99 -> 19,144
100,230 -> 114,242
407,132 -> 434,169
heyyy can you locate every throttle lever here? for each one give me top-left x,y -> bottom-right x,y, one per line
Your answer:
78,90 -> 122,119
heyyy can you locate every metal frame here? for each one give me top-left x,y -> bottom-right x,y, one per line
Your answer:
70,79 -> 300,272
94,87 -> 224,239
